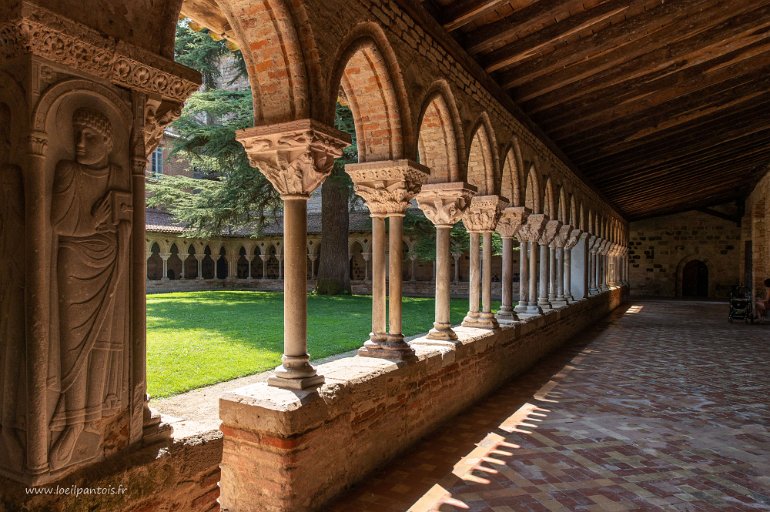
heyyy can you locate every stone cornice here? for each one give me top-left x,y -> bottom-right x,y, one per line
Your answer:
238,119 -> 352,198
415,181 -> 477,227
346,160 -> 429,216
495,206 -> 530,238
462,195 -> 508,233
0,3 -> 201,102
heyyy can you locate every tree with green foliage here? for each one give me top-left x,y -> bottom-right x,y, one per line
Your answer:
147,20 -> 358,294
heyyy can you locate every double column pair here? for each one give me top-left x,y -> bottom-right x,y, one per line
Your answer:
346,161 -> 430,360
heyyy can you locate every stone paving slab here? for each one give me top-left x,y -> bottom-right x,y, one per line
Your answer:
329,300 -> 770,511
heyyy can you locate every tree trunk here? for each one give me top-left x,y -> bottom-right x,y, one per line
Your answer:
316,168 -> 351,295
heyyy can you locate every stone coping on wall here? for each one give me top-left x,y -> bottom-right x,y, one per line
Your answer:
218,286 -> 627,512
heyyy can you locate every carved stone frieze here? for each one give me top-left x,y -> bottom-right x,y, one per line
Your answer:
516,213 -> 548,243
346,160 -> 429,216
462,195 -> 508,233
238,119 -> 351,198
550,224 -> 573,248
0,5 -> 201,102
538,219 -> 563,246
415,181 -> 476,227
495,206 -> 530,238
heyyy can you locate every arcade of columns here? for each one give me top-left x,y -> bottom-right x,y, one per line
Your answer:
0,0 -> 628,495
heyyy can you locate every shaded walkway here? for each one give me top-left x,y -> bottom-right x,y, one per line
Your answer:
330,301 -> 770,511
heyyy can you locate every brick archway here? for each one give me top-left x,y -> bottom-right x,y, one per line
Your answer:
417,83 -> 464,183
467,113 -> 499,195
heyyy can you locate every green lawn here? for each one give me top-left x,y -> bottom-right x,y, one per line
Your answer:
147,291 -> 497,398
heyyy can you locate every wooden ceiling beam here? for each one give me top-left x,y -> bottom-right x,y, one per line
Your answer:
496,0 -> 715,90
520,3 -> 770,112
463,0 -> 588,55
562,92 -> 770,163
440,0 -> 508,32
479,0 -> 636,72
542,53 -> 770,139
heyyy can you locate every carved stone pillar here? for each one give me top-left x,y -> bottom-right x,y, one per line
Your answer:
495,207 -> 529,322
277,252 -> 284,280
515,239 -> 529,313
362,252 -> 371,282
452,253 -> 461,283
0,3 -> 200,485
537,220 -> 562,310
346,161 -> 429,360
245,255 -> 254,280
599,240 -> 610,291
260,254 -> 269,279
416,182 -> 476,341
516,214 -> 548,315
462,195 -> 507,329
409,253 -> 417,282
563,228 -> 582,302
238,119 -> 350,389
160,252 -> 170,281
308,254 -> 317,280
550,225 -> 572,308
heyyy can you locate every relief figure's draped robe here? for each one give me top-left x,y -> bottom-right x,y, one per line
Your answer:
50,161 -> 124,428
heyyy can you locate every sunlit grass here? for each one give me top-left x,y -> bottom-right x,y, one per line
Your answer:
147,291 -> 493,398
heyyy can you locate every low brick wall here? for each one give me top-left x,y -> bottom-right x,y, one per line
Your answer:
219,287 -> 626,512
0,431 -> 222,512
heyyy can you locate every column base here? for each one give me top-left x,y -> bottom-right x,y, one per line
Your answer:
267,373 -> 325,390
537,298 -> 552,310
426,323 -> 458,341
589,287 -> 600,295
551,299 -> 568,309
514,304 -> 529,314
462,313 -> 499,329
527,304 -> 543,315
495,308 -> 517,323
358,335 -> 416,361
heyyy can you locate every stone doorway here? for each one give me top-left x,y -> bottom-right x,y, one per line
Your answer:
682,259 -> 708,297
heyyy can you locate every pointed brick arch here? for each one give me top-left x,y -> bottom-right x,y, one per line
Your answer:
466,113 -> 498,195
543,178 -> 556,218
417,82 -> 464,183
216,0 -> 312,124
524,163 -> 542,213
500,140 -> 524,206
329,24 -> 411,162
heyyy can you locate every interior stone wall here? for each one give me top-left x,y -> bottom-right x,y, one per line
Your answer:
742,170 -> 770,295
628,210 -> 741,298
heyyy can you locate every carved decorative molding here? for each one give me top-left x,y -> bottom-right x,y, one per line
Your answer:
346,160 -> 429,216
0,5 -> 201,102
538,219 -> 563,246
516,213 -> 548,243
144,97 -> 182,158
238,119 -> 351,198
551,224 -> 572,248
462,195 -> 507,233
495,206 -> 530,238
564,228 -> 583,250
415,181 -> 476,227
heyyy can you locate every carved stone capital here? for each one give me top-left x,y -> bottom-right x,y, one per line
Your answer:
564,228 -> 583,250
462,195 -> 508,233
550,224 -> 573,248
144,97 -> 182,158
516,213 -> 548,243
0,5 -> 201,102
588,236 -> 601,253
597,239 -> 610,255
495,206 -> 530,238
346,160 -> 429,216
538,219 -> 563,246
415,181 -> 477,227
238,119 -> 351,198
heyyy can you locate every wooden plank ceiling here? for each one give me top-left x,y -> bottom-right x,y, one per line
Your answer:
422,0 -> 770,219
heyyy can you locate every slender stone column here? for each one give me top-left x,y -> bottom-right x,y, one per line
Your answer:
362,252 -> 370,282
416,182 -> 475,341
346,160 -> 429,360
588,236 -> 599,295
160,252 -> 170,281
453,253 -> 461,283
550,224 -> 572,308
409,253 -> 417,282
536,219 -> 562,310
196,255 -> 204,280
516,214 -> 547,315
260,254 -> 268,279
548,246 -> 556,301
309,255 -> 317,280
277,253 -> 284,281
368,218 -> 387,344
238,119 -> 350,389
563,228 -> 582,302
465,232 -> 481,325
461,195 -> 507,329
246,255 -> 254,280
529,242 -> 540,312
515,239 -> 529,313
495,206 -> 528,322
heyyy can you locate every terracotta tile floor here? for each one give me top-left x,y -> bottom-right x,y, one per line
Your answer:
328,300 -> 770,511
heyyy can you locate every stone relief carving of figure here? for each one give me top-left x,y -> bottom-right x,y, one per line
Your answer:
0,102 -> 26,467
49,108 -> 132,470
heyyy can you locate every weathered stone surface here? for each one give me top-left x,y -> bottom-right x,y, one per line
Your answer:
496,206 -> 530,238
462,195 -> 508,233
346,160 -> 430,216
416,181 -> 476,226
